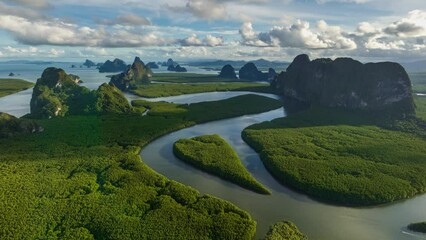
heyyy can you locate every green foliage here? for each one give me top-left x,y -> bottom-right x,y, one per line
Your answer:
407,221 -> 426,233
0,94 -> 281,239
151,73 -> 244,83
264,221 -> 308,240
30,68 -> 133,118
0,112 -> 40,138
132,82 -> 274,98
174,134 -> 270,194
415,96 -> 426,121
0,78 -> 34,97
133,94 -> 283,124
94,83 -> 132,114
242,107 -> 426,206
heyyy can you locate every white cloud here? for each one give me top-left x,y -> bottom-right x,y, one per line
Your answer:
179,34 -> 224,46
3,0 -> 50,9
0,15 -> 167,48
316,0 -> 370,4
95,13 -> 151,26
240,20 -> 357,49
384,10 -> 426,37
167,0 -> 271,20
204,35 -> 224,46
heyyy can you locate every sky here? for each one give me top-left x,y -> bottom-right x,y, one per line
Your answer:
0,0 -> 425,63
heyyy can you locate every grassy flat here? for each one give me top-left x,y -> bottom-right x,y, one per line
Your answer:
409,72 -> 426,93
132,94 -> 283,124
242,108 -> 426,206
151,73 -> 244,83
0,94 -> 283,239
0,78 -> 34,97
408,222 -> 426,233
264,221 -> 307,240
174,134 -> 270,194
415,96 -> 426,121
132,82 -> 274,98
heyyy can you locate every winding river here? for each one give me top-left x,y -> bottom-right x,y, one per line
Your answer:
139,92 -> 426,240
1,89 -> 425,239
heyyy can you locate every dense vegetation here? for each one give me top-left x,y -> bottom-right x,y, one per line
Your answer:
132,82 -> 274,98
151,73 -> 245,83
242,107 -> 426,206
0,94 -> 283,239
173,134 -> 270,194
415,96 -> 426,121
132,94 -> 282,124
0,78 -> 34,97
263,221 -> 308,240
110,57 -> 152,91
0,112 -> 41,138
407,221 -> 426,233
30,68 -> 132,118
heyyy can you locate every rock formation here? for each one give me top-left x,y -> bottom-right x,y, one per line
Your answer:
8,72 -> 15,77
218,64 -> 237,79
99,58 -> 127,73
31,67 -> 131,118
162,58 -> 175,67
83,59 -> 96,68
147,62 -> 159,69
110,57 -> 152,91
239,63 -> 268,81
0,112 -> 43,138
167,64 -> 187,72
273,54 -> 415,116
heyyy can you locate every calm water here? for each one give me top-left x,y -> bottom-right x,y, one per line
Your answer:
139,94 -> 426,240
0,62 -> 212,116
1,63 -> 425,239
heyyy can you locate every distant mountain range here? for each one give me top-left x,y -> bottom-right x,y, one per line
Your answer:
187,59 -> 290,71
402,60 -> 426,73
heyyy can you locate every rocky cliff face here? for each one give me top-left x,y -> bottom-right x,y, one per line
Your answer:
273,54 -> 415,116
31,68 -> 132,118
218,64 -> 237,79
99,58 -> 128,73
239,63 -> 268,81
110,57 -> 152,91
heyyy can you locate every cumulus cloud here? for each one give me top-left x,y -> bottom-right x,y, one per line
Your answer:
179,34 -> 224,46
0,15 -> 166,48
384,10 -> 426,37
316,0 -> 370,4
1,46 -> 64,57
3,0 -> 50,9
0,2 -> 46,20
167,0 -> 270,20
95,13 -> 151,26
240,20 -> 357,49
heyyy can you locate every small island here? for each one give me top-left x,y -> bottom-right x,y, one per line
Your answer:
264,221 -> 308,240
408,221 -> 426,234
173,134 -> 270,194
0,78 -> 34,97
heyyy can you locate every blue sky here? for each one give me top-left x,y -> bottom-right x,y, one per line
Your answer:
0,0 -> 425,63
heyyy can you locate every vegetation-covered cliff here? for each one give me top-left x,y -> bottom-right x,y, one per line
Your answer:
272,54 -> 415,117
30,67 -> 131,118
110,57 -> 152,91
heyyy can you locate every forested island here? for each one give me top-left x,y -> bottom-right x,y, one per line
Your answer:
0,53 -> 425,239
173,134 -> 271,194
